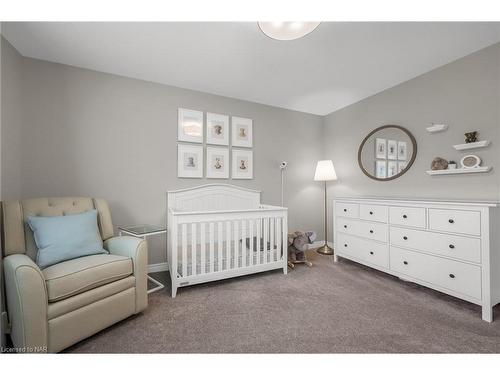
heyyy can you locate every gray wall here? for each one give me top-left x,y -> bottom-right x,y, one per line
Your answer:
323,42 -> 500,240
2,40 -> 324,264
1,37 -> 23,201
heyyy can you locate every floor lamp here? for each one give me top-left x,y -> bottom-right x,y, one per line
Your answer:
314,160 -> 337,255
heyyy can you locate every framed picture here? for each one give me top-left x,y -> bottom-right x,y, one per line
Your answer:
387,161 -> 398,177
178,108 -> 203,143
398,161 -> 408,174
177,144 -> 203,178
232,149 -> 253,179
232,116 -> 253,148
206,147 -> 229,179
206,112 -> 229,145
398,141 -> 407,160
375,138 -> 386,159
375,160 -> 387,179
387,140 -> 397,160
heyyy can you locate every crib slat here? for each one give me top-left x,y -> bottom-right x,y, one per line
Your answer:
276,217 -> 282,261
269,217 -> 276,262
249,220 -> 254,266
241,220 -> 247,268
209,222 -> 215,273
218,222 -> 223,272
234,220 -> 239,268
283,215 -> 288,267
191,223 -> 197,276
182,224 -> 187,277
200,222 -> 206,274
226,221 -> 231,270
256,219 -> 261,264
263,218 -> 268,264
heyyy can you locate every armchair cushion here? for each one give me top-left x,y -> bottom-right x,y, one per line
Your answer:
27,209 -> 107,269
42,254 -> 133,302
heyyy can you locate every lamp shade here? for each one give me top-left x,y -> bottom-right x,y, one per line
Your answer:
314,160 -> 337,181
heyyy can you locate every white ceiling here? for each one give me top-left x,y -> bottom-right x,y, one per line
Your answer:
3,22 -> 500,115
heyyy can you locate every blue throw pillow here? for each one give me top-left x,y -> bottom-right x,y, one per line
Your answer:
27,209 -> 108,269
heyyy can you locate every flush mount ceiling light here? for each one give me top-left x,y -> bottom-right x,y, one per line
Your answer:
258,22 -> 321,41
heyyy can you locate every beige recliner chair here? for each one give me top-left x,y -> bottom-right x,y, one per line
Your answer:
1,197 -> 148,353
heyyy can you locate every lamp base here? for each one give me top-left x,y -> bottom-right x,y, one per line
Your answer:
317,244 -> 334,255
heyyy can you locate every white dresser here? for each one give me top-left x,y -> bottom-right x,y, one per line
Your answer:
333,197 -> 500,322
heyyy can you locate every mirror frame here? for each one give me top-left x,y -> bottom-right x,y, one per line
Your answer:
357,124 -> 417,181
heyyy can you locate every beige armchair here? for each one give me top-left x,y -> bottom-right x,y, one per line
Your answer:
1,197 -> 148,353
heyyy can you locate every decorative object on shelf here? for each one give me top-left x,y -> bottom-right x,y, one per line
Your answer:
178,108 -> 204,143
464,131 -> 478,143
453,140 -> 490,150
206,147 -> 229,179
177,144 -> 204,178
359,125 -> 417,181
426,166 -> 491,175
387,140 -> 397,160
431,157 -> 448,171
375,138 -> 387,159
447,161 -> 457,170
232,116 -> 253,148
460,154 -> 481,169
232,149 -> 253,179
314,160 -> 337,255
206,112 -> 229,145
426,123 -> 448,133
287,231 -> 315,268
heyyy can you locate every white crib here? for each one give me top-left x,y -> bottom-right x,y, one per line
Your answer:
167,184 -> 288,297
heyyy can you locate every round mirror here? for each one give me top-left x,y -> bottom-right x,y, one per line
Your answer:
358,125 -> 417,181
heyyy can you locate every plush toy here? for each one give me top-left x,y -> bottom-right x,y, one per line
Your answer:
288,230 -> 316,267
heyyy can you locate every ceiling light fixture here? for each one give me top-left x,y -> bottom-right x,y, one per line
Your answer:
258,22 -> 321,41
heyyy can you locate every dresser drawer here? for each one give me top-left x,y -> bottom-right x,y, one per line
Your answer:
337,233 -> 389,269
335,202 -> 359,218
360,204 -> 388,223
337,217 -> 388,242
389,206 -> 426,228
390,227 -> 481,263
428,209 -> 481,236
390,246 -> 481,300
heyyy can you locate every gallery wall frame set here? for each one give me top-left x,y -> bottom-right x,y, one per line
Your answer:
374,137 -> 408,178
177,108 -> 253,179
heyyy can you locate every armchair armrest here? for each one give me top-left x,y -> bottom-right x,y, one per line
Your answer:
104,236 -> 148,312
3,254 -> 48,352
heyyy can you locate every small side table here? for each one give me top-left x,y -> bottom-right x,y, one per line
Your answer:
118,224 -> 167,294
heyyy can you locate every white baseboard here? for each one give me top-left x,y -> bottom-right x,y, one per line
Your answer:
148,262 -> 169,273
304,240 -> 334,250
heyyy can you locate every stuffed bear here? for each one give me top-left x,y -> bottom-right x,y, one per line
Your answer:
288,230 -> 316,262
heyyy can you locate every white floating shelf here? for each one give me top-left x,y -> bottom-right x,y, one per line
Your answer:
426,166 -> 492,175
453,140 -> 490,150
426,124 -> 448,133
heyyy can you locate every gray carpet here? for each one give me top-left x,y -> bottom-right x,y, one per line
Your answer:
65,251 -> 500,353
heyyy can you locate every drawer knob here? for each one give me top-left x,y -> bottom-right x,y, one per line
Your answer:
402,214 -> 408,219
344,225 -> 347,229
370,251 -> 374,255
369,211 -> 373,215
403,261 -> 408,265
344,209 -> 347,212
448,219 -> 454,224
344,243 -> 347,247
449,244 -> 455,249
369,230 -> 374,233
403,236 -> 408,240
449,274 -> 455,279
